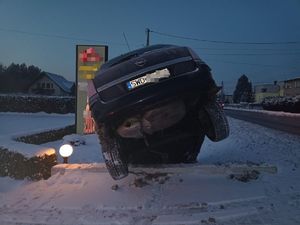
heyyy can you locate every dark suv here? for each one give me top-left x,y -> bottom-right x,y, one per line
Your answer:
88,44 -> 229,179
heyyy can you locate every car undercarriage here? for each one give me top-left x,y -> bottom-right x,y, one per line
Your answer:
88,44 -> 229,179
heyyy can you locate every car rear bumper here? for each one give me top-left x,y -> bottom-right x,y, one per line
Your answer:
89,67 -> 216,124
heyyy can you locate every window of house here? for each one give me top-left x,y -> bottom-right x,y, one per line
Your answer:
50,83 -> 53,89
46,83 -> 50,89
42,83 -> 45,88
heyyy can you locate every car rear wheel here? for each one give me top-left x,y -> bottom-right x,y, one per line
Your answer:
95,124 -> 128,180
199,101 -> 229,142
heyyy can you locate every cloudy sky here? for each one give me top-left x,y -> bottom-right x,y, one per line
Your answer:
0,0 -> 299,93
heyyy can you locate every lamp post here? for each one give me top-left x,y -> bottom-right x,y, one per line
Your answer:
59,144 -> 73,164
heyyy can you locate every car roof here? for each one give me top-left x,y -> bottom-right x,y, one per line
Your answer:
100,44 -> 176,70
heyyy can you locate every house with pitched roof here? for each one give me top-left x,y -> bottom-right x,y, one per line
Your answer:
282,77 -> 300,97
28,72 -> 74,96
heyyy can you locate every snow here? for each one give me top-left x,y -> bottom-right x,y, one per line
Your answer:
0,112 -> 74,157
42,134 -> 103,163
0,112 -> 75,136
1,114 -> 300,224
225,106 -> 300,118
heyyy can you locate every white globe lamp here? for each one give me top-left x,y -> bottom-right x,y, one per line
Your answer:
59,144 -> 73,163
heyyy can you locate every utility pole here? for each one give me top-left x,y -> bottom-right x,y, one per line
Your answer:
220,81 -> 225,102
146,28 -> 150,46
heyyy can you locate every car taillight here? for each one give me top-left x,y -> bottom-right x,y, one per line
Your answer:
87,80 -> 97,97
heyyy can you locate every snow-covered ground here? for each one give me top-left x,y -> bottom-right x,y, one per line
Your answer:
0,112 -> 75,136
0,112 -> 75,157
1,113 -> 300,224
224,106 -> 300,118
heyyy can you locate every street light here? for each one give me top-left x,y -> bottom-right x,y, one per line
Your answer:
59,144 -> 73,164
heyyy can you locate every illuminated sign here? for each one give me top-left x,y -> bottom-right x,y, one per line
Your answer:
76,45 -> 108,134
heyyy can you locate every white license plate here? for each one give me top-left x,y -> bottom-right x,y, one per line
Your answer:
127,68 -> 170,90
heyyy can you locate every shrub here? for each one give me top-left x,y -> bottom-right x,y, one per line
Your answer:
0,94 -> 75,114
262,96 -> 300,113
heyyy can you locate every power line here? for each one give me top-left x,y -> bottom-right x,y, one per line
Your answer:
150,29 -> 300,45
193,46 -> 300,51
0,27 -> 127,46
204,58 -> 297,68
150,40 -> 300,52
203,52 -> 300,56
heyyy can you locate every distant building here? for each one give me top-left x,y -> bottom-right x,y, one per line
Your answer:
254,83 -> 280,103
278,81 -> 285,96
282,77 -> 300,97
28,72 -> 74,96
224,95 -> 233,104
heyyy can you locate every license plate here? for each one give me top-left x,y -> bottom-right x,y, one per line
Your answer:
127,68 -> 170,90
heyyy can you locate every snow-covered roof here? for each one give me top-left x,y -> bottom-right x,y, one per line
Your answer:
284,77 -> 300,82
44,72 -> 74,93
254,83 -> 280,93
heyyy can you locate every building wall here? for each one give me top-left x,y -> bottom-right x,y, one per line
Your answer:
254,84 -> 280,103
28,76 -> 67,96
283,78 -> 300,96
278,81 -> 285,96
224,95 -> 233,104
255,92 -> 280,103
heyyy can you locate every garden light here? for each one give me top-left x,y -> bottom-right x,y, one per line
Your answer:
59,144 -> 73,164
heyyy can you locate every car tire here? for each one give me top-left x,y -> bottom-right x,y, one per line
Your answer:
96,124 -> 128,180
199,101 -> 229,142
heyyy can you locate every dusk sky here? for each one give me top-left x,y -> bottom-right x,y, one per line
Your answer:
0,0 -> 300,93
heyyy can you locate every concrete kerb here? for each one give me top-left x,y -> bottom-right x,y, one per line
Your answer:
51,163 -> 277,177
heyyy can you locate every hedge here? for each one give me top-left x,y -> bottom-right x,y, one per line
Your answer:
15,125 -> 76,145
1,125 -> 75,180
262,96 -> 300,113
0,94 -> 75,114
0,147 -> 57,180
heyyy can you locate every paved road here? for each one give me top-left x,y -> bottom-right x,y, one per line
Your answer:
225,109 -> 300,136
